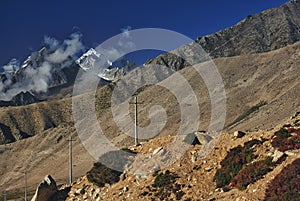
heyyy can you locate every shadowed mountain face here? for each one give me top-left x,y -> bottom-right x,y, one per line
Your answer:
147,0 -> 300,70
197,0 -> 300,57
0,91 -> 41,107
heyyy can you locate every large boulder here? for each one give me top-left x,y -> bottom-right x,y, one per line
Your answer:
233,131 -> 246,138
31,175 -> 58,201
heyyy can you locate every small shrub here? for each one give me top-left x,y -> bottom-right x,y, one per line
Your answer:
86,162 -> 122,187
271,128 -> 290,148
150,171 -> 184,200
271,127 -> 300,152
230,157 -> 274,190
213,139 -> 260,188
153,170 -> 178,188
264,159 -> 300,201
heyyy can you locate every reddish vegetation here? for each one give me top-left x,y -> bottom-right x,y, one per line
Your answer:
271,128 -> 300,152
213,139 -> 261,188
230,157 -> 274,190
264,159 -> 300,201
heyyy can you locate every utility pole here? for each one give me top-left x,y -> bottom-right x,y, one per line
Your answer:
130,96 -> 143,145
3,190 -> 6,201
24,169 -> 27,201
67,136 -> 75,184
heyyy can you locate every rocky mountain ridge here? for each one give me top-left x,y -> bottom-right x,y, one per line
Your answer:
147,0 -> 300,70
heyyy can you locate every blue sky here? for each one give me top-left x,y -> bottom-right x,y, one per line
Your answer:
0,0 -> 289,66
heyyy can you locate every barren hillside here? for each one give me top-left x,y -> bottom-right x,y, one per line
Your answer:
0,41 -> 299,199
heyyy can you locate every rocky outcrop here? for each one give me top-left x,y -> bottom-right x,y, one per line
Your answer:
31,175 -> 58,201
197,0 -> 300,58
147,0 -> 300,70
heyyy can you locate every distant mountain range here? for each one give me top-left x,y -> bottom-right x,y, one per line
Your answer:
1,0 -> 300,107
0,47 -> 137,106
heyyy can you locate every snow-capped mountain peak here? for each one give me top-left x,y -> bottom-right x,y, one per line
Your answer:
76,48 -> 137,82
76,48 -> 111,71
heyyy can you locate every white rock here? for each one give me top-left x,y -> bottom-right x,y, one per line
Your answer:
123,186 -> 128,192
191,155 -> 196,163
272,150 -> 284,163
152,147 -> 163,155
234,131 -> 246,138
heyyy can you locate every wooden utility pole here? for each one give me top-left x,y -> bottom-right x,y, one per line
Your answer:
24,169 -> 27,201
3,190 -> 6,201
67,136 -> 75,184
130,96 -> 143,145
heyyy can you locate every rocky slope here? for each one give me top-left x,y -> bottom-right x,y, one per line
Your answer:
45,112 -> 300,201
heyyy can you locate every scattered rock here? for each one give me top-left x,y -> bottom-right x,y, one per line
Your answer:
190,150 -> 197,155
285,151 -> 297,156
205,167 -> 213,172
272,150 -> 284,163
75,188 -> 85,195
191,155 -> 196,163
123,186 -> 128,192
152,147 -> 163,155
291,111 -> 300,119
120,173 -> 126,181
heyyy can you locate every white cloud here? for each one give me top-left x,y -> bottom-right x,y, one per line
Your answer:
2,58 -> 19,73
46,32 -> 84,63
0,32 -> 85,101
96,26 -> 135,63
121,26 -> 132,38
44,36 -> 60,50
